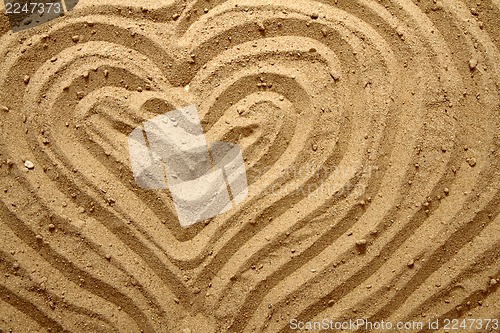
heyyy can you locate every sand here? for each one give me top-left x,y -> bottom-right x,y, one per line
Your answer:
0,0 -> 499,332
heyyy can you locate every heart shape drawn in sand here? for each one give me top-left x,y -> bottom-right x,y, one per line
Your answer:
0,1 -> 498,332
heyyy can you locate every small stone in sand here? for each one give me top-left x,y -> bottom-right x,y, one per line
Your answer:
23,75 -> 30,84
172,13 -> 180,20
469,58 -> 478,70
24,160 -> 34,169
310,12 -> 319,19
256,21 -> 265,32
72,35 -> 80,42
1,105 -> 9,112
356,239 -> 367,246
330,71 -> 340,81
490,278 -> 497,286
48,224 -> 55,232
356,239 -> 367,253
467,158 -> 476,167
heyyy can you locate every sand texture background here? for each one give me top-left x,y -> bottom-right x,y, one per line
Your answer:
0,0 -> 499,332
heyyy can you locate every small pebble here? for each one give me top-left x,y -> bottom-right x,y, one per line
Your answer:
356,239 -> 367,246
444,188 -> 450,195
407,259 -> 415,268
48,224 -> 55,232
330,71 -> 340,81
467,158 -> 477,167
23,75 -> 30,84
310,12 -> 319,19
490,278 -> 497,286
469,58 -> 478,70
172,13 -> 180,20
256,21 -> 265,32
105,254 -> 111,260
24,160 -> 35,169
72,35 -> 80,42
1,105 -> 9,112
